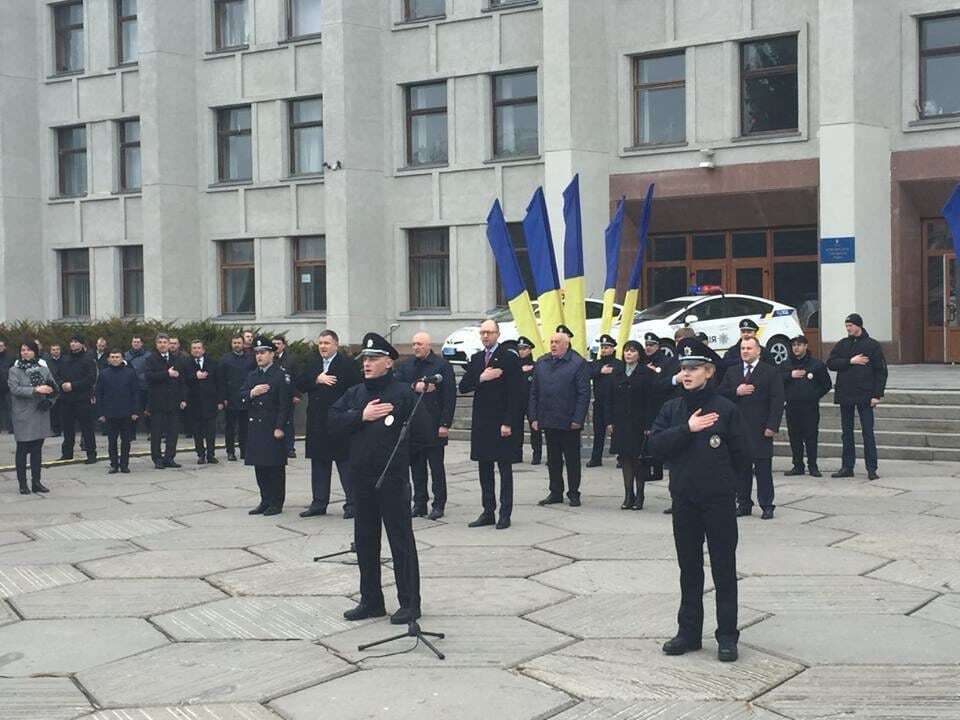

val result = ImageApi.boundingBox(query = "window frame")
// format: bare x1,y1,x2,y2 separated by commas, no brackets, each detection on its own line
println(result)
213,0,247,51
492,69,539,159
408,228,450,311
288,96,324,176
219,240,256,316
293,236,327,314
286,0,323,41
53,0,85,75
118,117,141,193
60,248,90,319
216,105,253,183
631,51,686,147
121,245,144,317
918,12,960,120
56,124,87,198
405,81,448,167
403,0,445,22
738,34,799,137
115,0,137,66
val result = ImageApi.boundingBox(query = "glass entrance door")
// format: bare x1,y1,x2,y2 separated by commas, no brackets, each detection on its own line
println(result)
923,220,960,362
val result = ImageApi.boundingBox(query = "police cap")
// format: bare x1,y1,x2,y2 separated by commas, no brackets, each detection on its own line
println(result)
643,332,660,345
738,318,759,332
253,334,275,352
516,336,535,349
358,332,399,360
556,324,574,338
597,334,616,347
676,337,722,366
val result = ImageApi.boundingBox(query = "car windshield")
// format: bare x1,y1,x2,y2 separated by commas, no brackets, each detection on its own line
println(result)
484,302,540,324
634,299,691,321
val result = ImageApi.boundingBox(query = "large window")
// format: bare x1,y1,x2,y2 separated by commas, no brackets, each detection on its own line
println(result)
493,70,538,158
116,0,137,65
919,13,960,118
54,1,84,74
220,240,255,315
408,228,449,310
294,236,326,313
217,106,252,182
57,125,87,197
406,82,447,166
121,245,144,316
289,97,323,175
632,52,685,145
118,118,141,192
495,222,535,306
214,0,246,50
60,249,90,318
287,0,322,39
740,35,798,135
404,0,444,21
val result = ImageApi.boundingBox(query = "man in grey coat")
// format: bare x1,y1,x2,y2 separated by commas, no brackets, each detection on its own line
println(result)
529,328,590,507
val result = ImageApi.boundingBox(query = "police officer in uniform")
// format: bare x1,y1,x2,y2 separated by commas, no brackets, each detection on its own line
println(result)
587,334,622,468
241,335,290,516
722,319,775,369
516,336,542,465
648,337,747,663
781,335,831,477
329,333,430,624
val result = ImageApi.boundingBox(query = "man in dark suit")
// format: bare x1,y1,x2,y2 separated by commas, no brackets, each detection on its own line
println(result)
587,334,622,468
458,319,524,529
273,336,300,459
781,335,832,477
185,339,222,464
297,330,361,518
58,334,98,463
220,334,255,461
719,336,785,519
516,337,542,464
145,333,187,469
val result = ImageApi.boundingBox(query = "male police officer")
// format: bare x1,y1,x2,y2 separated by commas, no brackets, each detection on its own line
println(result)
220,334,255,461
722,319,775,368
330,333,429,624
517,336,542,464
781,335,831,477
241,336,290,516
587,334,622,468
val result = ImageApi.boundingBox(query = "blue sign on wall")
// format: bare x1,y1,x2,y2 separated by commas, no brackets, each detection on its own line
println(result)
820,236,855,264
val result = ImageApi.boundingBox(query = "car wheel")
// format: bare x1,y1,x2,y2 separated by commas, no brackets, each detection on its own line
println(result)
767,336,790,365
660,340,676,359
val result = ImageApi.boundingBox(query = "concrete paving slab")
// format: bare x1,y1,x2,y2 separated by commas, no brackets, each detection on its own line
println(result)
532,560,704,595
0,677,93,720
0,513,78,531
811,512,960,535
0,599,18,626
414,521,573,546
0,618,168,675
519,639,802,701
912,593,960,629
866,558,960,593
120,488,259,507
11,578,225,618
738,576,935,614
28,518,182,540
135,524,302,550
786,494,937,515
772,478,901,497
79,500,220,520
83,705,283,720
536,532,681,561
76,641,353,706
836,532,960,560
733,521,852,548
0,539,139,565
247,532,431,564
79,548,264,579
416,545,572,577
0,530,30,546
536,507,675,535
735,544,887,576
872,475,960,492
208,561,365,596
927,502,960,520
270,667,574,720
418,577,569,615
552,699,786,720
0,496,127,514
0,564,87,598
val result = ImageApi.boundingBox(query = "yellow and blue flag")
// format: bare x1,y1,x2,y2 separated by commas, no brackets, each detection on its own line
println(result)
601,196,626,338
562,174,587,356
944,184,960,257
523,187,565,344
487,199,543,356
617,184,655,356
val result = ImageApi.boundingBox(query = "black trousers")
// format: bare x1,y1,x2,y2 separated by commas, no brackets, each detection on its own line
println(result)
180,407,193,438
0,394,12,432
737,458,774,511
150,409,179,462
105,417,133,469
15,439,44,483
590,399,612,463
478,460,513,519
50,400,62,435
224,409,248,457
529,418,542,460
545,428,582,500
310,457,353,511
61,401,96,459
786,403,819,469
621,455,649,500
411,445,447,510
840,401,878,472
131,390,149,438
254,465,286,509
673,493,739,643
354,474,421,610
193,416,217,459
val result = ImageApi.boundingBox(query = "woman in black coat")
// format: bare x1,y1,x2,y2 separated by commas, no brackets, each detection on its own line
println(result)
611,340,654,510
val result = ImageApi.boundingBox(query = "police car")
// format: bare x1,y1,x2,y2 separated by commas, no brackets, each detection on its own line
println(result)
441,298,622,365
608,288,804,365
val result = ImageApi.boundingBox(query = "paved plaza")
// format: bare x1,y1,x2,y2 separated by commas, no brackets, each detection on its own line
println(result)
0,440,959,719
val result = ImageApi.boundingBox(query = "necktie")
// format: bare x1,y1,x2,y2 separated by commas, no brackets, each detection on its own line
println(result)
744,363,753,382
484,350,492,366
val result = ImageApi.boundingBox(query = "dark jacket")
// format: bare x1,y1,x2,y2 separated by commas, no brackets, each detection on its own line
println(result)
718,358,785,460
185,355,222,420
124,348,149,391
58,349,97,405
519,353,536,416
95,363,141,419
529,349,591,430
240,363,290,467
44,354,63,382
0,350,13,398
826,329,887,405
458,344,525,463
611,364,656,458
219,350,256,408
649,384,749,501
781,352,832,407
590,354,624,404
276,351,300,400
722,340,775,369
296,351,361,461
95,352,109,371
145,350,186,413
394,351,456,447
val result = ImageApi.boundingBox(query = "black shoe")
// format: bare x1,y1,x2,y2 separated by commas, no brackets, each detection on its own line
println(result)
18,480,30,495
154,461,166,470
227,453,237,461
809,466,822,477
621,495,636,510
263,506,282,516
390,606,422,625
537,495,563,506
57,455,73,461
616,460,623,469
831,468,854,478
784,466,805,476
248,503,267,515
164,460,181,469
568,496,582,507
496,517,511,529
31,481,50,494
717,640,739,662
531,454,542,465
428,507,444,521
468,514,495,528
343,602,386,621
342,507,355,520
287,450,297,459
198,456,207,465
586,459,602,468
737,506,752,517
299,506,327,518
120,467,130,474
633,497,644,511
662,506,673,514
411,506,428,518
239,451,245,460
108,467,119,475
84,456,98,465
761,508,775,520
867,471,880,481
662,635,702,655
207,457,219,464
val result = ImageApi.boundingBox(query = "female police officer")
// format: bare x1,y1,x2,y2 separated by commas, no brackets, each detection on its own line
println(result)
648,336,748,662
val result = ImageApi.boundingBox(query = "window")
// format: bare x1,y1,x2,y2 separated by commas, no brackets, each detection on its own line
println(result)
406,82,447,166
116,0,137,65
57,125,87,197
489,0,531,6
693,233,725,260
60,249,90,318
632,52,685,145
408,228,449,310
495,222,535,306
740,35,798,135
493,70,538,158
919,13,960,118
294,236,326,312
214,0,246,50
54,1,84,74
404,0,444,21
220,240,255,314
121,245,144,316
289,97,323,175
118,118,141,192
217,106,252,182
288,0,322,38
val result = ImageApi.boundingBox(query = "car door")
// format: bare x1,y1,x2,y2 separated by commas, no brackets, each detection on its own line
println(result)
682,298,729,346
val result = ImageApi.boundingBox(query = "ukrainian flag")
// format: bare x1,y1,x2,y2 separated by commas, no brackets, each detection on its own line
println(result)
523,187,565,344
616,184,655,356
601,196,626,337
562,175,587,357
487,199,543,356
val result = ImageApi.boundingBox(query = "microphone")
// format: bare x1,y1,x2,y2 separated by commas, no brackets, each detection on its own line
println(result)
418,374,443,385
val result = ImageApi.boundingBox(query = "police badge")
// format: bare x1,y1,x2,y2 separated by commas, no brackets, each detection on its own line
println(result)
384,415,395,427
709,434,722,448
806,372,814,380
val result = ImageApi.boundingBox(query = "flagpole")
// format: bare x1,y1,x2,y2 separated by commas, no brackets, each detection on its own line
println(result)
945,254,951,365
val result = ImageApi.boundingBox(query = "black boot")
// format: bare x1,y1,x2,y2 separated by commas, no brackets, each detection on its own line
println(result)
17,471,29,495
620,476,635,510
633,480,645,510
784,465,805,476
32,479,50,493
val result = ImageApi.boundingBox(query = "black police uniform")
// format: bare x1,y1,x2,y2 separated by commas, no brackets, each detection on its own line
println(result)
648,339,748,659
781,345,832,475
517,338,542,464
588,336,623,467
240,349,290,514
275,347,299,457
219,349,256,459
644,335,672,481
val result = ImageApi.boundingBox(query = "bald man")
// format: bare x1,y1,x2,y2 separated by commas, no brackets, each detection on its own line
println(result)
395,331,456,520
